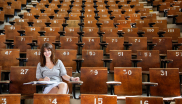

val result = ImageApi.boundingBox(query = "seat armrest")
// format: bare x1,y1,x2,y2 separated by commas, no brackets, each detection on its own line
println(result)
17,58,28,66
76,43,84,47
107,81,121,95
142,82,158,96
27,42,37,49
110,16,115,20
117,31,124,36
95,16,100,20
137,31,145,36
49,15,54,19
148,23,155,27
161,59,173,68
52,42,61,47
45,22,51,27
123,43,132,50
157,30,166,36
0,80,10,84
9,21,15,25
131,59,143,67
64,17,69,20
79,16,85,19
0,29,5,34
38,31,46,36
34,15,40,19
96,23,102,27
142,71,149,75
62,23,68,27
4,42,14,49
114,23,120,27
94,10,99,13
141,16,147,20
58,31,65,36
78,23,84,26
97,31,105,36
99,43,108,47
18,14,24,18
102,59,112,63
173,43,182,49
124,16,130,20
27,22,34,26
77,31,85,36
148,43,157,50
69,81,83,99
130,5,135,8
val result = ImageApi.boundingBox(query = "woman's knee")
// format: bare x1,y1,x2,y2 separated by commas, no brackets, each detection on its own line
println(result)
58,82,68,89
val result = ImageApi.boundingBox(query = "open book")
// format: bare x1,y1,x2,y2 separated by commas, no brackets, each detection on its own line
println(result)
23,81,58,85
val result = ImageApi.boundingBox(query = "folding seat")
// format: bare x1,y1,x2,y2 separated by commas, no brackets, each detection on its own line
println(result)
0,11,4,23
33,19,47,30
120,4,132,9
13,36,33,53
150,68,180,97
62,27,80,37
121,8,137,16
37,36,56,49
100,27,119,42
164,6,180,18
81,37,102,50
43,8,56,15
97,4,107,9
158,2,170,12
23,12,36,22
108,4,119,9
0,94,21,104
4,25,21,40
80,67,108,94
153,0,163,7
36,3,46,9
82,14,96,21
82,20,98,27
55,49,77,72
57,8,69,14
152,37,181,54
108,50,133,72
53,13,67,20
136,50,160,71
59,36,78,50
40,0,49,4
51,0,61,4
138,8,149,16
117,0,128,6
128,37,147,54
47,3,60,8
0,49,19,71
17,0,27,6
81,94,117,104
66,20,80,27
117,20,131,31
142,13,156,23
133,3,144,11
33,94,70,104
112,67,143,95
82,27,99,37
165,50,182,72
44,27,60,41
135,19,150,31
0,35,6,49
30,7,41,15
105,37,124,55
153,20,167,31
25,27,41,41
129,0,139,5
125,97,163,104
38,13,51,22
141,27,159,42
3,5,14,22
49,19,64,30
98,20,115,28
14,18,29,29
127,13,141,23
7,1,21,16
122,28,139,42
84,8,97,15
112,14,126,23
68,13,82,20
84,4,95,9
26,49,40,66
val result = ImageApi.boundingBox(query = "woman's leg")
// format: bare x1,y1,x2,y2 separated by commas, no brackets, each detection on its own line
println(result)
48,87,59,94
57,82,68,94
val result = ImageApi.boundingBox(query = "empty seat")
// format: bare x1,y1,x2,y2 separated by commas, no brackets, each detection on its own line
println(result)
26,49,40,66
126,97,163,104
0,94,21,104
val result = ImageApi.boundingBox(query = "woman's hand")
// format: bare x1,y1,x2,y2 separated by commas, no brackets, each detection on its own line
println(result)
71,77,80,81
44,77,50,81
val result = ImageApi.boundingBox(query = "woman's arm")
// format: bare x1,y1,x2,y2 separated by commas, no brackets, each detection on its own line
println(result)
62,75,80,82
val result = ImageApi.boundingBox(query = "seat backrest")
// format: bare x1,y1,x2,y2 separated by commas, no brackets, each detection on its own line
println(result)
39,13,51,22
25,27,41,41
176,12,182,23
142,27,159,42
137,50,160,71
122,28,138,42
80,67,107,94
60,36,78,50
163,28,180,41
81,94,117,104
55,49,77,72
105,37,124,54
167,50,182,72
33,93,70,104
126,97,163,104
5,25,21,40
101,27,118,42
83,20,97,27
83,27,99,37
143,13,157,22
159,2,170,12
167,6,180,16
110,50,132,71
112,14,125,23
26,49,40,66
82,37,101,50
53,14,66,20
152,19,167,31
69,13,81,20
0,11,4,22
128,14,141,23
152,37,172,54
10,66,37,94
50,19,64,30
0,94,21,104
150,68,180,97
0,35,6,49
99,20,115,28
37,36,56,49
66,20,80,27
33,19,47,30
3,5,14,15
44,27,60,41
117,20,131,31
30,7,41,15
14,36,33,52
135,19,150,31
64,27,80,37
128,37,147,53
36,3,46,9
82,50,103,67
0,49,19,71
23,12,36,22
114,67,142,95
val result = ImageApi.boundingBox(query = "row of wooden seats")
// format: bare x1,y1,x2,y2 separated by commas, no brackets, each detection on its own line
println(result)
0,66,182,103
2,94,182,104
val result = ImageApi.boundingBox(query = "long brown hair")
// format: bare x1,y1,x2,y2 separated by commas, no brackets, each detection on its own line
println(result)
40,43,57,67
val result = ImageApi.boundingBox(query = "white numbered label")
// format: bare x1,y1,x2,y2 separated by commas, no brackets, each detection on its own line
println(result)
49,98,57,104
66,38,72,42
44,38,49,41
144,52,151,57
123,69,132,75
89,51,96,56
147,29,154,32
89,39,94,42
94,98,103,104
112,39,118,43
118,52,123,56
140,100,148,104
20,69,29,74
34,51,40,56
63,51,69,56
135,39,140,42
161,70,167,76
5,51,12,55
2,98,6,104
